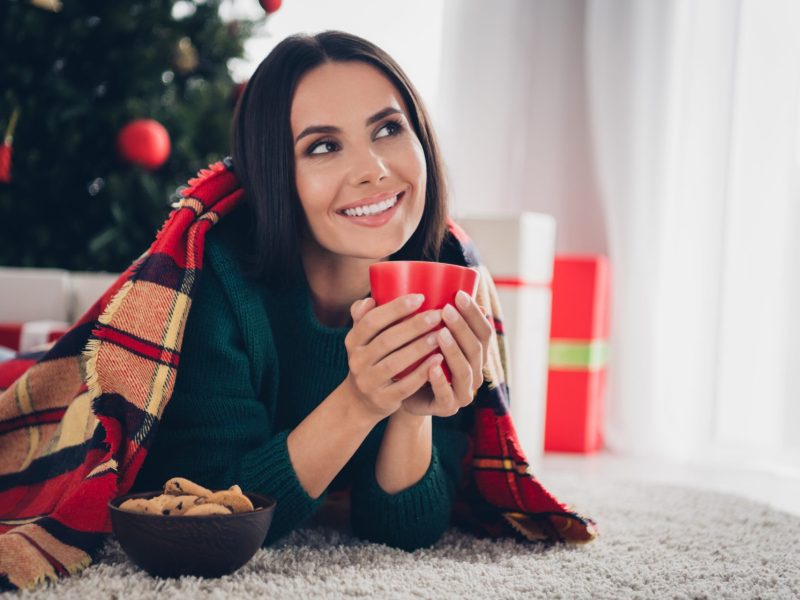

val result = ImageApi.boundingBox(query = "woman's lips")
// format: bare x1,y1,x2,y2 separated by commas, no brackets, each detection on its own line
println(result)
337,192,404,228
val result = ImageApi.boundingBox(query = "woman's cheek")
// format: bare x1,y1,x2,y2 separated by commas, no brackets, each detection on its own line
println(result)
408,139,427,180
296,164,336,213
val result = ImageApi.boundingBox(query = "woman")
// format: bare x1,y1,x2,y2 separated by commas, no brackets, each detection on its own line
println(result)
130,31,495,551
0,30,596,591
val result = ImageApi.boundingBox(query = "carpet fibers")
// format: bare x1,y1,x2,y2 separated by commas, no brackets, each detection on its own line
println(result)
5,474,799,599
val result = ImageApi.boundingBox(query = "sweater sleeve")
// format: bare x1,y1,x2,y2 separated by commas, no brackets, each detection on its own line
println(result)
348,413,469,551
131,262,327,546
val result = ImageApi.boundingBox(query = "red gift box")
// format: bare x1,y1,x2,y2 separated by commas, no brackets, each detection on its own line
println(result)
0,321,69,353
544,255,610,453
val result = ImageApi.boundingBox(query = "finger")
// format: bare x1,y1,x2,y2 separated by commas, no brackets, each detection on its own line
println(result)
348,293,426,348
436,326,473,406
477,306,491,369
427,360,459,417
350,297,376,324
375,326,442,384
442,303,483,391
368,309,442,364
386,353,444,403
455,291,494,346
456,291,494,374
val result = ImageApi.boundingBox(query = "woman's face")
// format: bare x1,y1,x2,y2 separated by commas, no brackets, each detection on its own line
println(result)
291,61,427,262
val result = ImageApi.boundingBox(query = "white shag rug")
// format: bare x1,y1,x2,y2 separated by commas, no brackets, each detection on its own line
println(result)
5,474,799,599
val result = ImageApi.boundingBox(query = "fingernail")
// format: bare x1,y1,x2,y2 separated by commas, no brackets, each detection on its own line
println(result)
443,303,459,322
424,310,442,325
456,290,471,309
438,328,454,345
431,364,444,378
426,332,439,346
407,294,425,308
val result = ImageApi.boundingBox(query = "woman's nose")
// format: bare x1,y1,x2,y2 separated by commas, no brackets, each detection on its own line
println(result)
349,146,389,185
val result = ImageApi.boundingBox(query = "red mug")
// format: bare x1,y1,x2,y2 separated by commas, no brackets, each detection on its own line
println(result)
368,260,480,383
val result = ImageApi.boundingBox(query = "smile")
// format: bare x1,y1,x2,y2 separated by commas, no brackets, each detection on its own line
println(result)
338,192,402,217
336,192,405,227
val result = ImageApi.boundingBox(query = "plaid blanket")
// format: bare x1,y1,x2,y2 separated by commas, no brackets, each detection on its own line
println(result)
0,159,598,591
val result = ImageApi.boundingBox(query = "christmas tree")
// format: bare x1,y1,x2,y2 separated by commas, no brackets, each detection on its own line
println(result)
0,0,267,272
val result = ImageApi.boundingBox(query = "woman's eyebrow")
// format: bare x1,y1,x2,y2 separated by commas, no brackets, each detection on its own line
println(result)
294,106,403,146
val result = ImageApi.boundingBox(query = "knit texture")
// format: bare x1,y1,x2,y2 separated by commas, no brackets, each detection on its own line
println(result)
0,158,598,592
131,212,468,550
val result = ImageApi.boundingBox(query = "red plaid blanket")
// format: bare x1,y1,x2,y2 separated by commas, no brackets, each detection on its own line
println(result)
0,159,598,591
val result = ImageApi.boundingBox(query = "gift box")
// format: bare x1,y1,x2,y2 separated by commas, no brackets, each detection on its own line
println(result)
455,213,556,472
0,267,118,354
0,320,70,353
0,267,71,322
69,270,120,322
544,255,610,454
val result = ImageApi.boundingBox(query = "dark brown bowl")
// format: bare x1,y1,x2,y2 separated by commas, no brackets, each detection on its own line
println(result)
109,490,276,578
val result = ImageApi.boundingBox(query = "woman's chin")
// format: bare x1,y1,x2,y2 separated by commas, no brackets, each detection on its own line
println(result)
340,237,410,261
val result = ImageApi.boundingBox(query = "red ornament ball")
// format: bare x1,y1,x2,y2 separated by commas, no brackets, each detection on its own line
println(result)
259,0,281,14
229,80,248,108
116,119,171,170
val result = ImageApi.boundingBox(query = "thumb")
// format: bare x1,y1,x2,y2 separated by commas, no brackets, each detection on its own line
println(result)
351,297,375,324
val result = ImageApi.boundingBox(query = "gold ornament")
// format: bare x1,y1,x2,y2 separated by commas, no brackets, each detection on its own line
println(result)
30,0,62,12
172,37,199,75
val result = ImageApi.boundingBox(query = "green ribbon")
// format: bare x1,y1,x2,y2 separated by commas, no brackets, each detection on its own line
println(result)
548,340,608,370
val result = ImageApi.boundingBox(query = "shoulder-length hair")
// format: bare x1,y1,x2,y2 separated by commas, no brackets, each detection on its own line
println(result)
230,30,449,289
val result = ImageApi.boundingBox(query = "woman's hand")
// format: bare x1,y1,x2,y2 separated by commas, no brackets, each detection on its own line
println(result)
343,294,446,420
400,290,494,417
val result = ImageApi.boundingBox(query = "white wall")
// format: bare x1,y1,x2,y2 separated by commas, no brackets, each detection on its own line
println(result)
435,0,609,254
223,0,446,116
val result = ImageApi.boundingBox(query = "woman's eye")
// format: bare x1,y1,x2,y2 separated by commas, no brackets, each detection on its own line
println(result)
308,140,338,156
376,120,403,139
306,121,403,156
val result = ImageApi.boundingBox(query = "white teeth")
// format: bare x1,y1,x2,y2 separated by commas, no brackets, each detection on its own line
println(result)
342,194,399,217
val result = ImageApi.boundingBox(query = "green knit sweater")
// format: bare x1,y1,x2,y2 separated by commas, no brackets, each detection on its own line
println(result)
130,209,470,551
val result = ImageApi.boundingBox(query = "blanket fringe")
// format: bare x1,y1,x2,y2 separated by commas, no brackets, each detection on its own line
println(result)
181,160,228,198
82,279,134,402
17,552,92,592
502,511,599,545
66,553,92,577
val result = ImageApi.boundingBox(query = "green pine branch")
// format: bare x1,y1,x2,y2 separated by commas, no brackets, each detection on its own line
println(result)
0,0,261,272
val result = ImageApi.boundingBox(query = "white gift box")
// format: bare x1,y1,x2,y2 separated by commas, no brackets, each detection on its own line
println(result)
69,271,119,322
18,320,71,353
0,268,120,353
0,267,71,322
0,267,119,324
455,213,556,472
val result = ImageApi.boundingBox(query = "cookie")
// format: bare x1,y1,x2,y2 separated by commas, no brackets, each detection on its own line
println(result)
119,478,252,516
163,477,212,498
184,502,232,516
206,490,254,514
152,494,202,516
119,498,160,515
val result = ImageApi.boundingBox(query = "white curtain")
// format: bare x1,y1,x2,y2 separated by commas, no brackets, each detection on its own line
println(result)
435,0,800,473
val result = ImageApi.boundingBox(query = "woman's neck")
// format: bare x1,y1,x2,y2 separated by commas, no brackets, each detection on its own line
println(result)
301,242,381,329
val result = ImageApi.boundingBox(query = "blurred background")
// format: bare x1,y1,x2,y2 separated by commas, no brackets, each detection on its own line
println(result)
1,0,798,512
